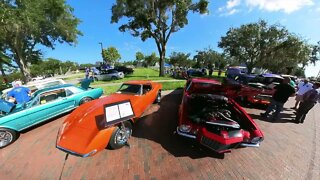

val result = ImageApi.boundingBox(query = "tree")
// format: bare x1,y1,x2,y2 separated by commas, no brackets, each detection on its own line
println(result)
111,0,209,76
135,51,145,62
193,48,226,69
0,51,17,82
169,51,191,67
144,52,158,67
310,41,320,65
218,20,310,74
0,0,81,82
102,47,121,65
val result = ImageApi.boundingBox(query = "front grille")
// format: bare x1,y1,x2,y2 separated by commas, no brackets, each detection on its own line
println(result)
200,136,231,152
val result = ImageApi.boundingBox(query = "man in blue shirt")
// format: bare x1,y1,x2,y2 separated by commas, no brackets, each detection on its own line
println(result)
7,81,31,104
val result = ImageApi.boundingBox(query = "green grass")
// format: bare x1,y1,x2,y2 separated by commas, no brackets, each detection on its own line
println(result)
161,81,186,90
91,68,173,85
98,80,186,95
62,73,85,81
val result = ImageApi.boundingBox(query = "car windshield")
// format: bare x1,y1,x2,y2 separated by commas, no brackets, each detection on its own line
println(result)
117,84,141,95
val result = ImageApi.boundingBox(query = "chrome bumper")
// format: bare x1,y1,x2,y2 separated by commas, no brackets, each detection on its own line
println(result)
176,127,196,139
240,142,260,148
56,145,97,158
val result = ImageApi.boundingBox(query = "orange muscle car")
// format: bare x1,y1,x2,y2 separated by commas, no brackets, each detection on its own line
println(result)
56,80,162,157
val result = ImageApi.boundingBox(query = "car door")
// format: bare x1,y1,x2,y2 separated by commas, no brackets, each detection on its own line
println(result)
137,84,154,113
26,88,75,125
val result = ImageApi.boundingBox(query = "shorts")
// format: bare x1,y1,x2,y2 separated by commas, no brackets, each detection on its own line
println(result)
295,94,304,102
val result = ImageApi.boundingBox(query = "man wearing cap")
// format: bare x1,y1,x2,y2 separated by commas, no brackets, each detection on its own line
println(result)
7,81,31,104
294,82,320,124
292,79,313,109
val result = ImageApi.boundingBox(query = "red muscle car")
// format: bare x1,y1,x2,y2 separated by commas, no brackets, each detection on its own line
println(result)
56,80,162,157
177,78,264,153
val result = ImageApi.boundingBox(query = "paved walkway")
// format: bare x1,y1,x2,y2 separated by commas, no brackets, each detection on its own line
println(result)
0,90,319,179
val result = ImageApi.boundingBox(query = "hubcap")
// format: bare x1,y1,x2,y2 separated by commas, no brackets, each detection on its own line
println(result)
115,127,131,145
0,131,13,147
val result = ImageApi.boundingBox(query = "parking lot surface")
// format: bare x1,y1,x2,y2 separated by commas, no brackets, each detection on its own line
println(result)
1,90,319,179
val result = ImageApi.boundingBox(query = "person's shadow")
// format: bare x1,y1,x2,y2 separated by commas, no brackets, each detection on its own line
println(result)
131,89,224,159
248,112,296,123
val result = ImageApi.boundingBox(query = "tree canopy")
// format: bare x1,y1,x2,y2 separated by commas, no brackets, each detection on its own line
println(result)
169,51,193,67
111,0,209,76
218,20,311,74
0,0,81,82
102,46,121,65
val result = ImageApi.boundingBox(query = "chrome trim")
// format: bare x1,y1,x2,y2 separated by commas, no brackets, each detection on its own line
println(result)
56,145,96,158
240,143,260,148
176,127,196,139
205,121,240,128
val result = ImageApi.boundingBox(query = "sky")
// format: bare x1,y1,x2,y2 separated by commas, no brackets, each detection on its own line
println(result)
41,0,320,77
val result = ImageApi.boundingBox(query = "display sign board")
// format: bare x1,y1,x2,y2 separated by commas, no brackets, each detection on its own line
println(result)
104,100,135,126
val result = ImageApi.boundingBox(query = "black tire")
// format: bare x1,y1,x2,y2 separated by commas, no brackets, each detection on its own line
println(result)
111,76,117,80
0,128,18,148
108,121,133,149
154,91,161,104
79,97,93,105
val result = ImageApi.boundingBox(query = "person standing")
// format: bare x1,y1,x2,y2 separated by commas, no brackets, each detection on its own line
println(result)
7,81,31,104
292,79,313,109
85,67,89,79
260,77,295,121
294,82,320,124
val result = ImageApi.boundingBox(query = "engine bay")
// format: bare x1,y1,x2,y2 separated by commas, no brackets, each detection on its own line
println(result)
188,94,242,130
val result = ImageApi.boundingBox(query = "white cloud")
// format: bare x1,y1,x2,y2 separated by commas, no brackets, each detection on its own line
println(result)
218,0,314,15
226,0,241,9
245,0,314,13
218,0,241,16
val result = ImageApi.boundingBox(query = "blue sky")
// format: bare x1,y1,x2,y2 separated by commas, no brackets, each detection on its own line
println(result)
41,0,320,77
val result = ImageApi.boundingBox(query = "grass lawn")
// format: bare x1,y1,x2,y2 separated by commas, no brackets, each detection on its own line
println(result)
99,80,187,95
91,68,174,86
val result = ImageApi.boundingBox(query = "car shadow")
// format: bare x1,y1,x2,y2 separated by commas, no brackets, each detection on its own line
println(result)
131,89,225,159
248,112,297,124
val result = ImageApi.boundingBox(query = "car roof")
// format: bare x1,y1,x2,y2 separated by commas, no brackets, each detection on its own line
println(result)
191,78,221,85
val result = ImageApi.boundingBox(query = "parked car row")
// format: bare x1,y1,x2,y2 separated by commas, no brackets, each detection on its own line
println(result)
0,78,264,158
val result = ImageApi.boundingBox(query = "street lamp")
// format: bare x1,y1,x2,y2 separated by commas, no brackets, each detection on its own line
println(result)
98,42,103,52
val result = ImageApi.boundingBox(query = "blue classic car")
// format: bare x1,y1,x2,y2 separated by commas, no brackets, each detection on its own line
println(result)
0,84,103,148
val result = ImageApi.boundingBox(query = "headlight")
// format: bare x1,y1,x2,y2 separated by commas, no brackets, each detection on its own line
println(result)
179,124,192,133
251,137,262,143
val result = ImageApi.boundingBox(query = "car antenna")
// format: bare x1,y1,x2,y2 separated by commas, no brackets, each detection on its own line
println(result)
59,153,69,180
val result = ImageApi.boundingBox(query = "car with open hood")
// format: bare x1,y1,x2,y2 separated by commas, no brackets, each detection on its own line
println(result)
0,84,103,148
177,78,264,154
56,80,162,157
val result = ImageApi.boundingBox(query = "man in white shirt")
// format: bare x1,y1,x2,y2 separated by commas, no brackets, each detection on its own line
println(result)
294,82,320,123
292,79,313,109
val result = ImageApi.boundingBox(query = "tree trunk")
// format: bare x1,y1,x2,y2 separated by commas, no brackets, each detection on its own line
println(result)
14,53,31,83
159,44,166,77
0,65,8,83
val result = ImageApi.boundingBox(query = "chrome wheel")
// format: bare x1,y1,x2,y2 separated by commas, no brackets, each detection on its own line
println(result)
115,126,132,145
0,130,14,148
80,97,93,105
